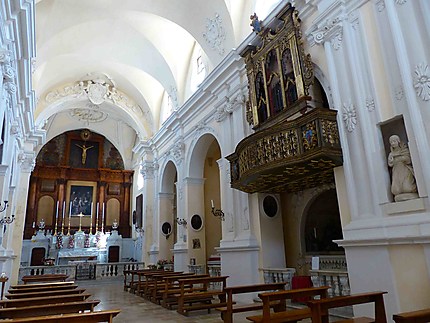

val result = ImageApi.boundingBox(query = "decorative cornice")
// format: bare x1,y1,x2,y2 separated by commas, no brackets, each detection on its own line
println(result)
203,13,226,56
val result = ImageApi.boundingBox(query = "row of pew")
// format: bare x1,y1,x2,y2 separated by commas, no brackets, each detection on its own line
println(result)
0,279,120,322
123,269,430,323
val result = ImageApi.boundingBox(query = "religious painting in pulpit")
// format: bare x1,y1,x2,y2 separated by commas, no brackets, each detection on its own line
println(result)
69,139,99,169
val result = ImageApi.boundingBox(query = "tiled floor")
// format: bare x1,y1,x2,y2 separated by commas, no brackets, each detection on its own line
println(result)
80,279,266,323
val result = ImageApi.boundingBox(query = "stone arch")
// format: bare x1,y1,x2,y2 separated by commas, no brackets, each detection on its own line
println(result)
300,187,344,255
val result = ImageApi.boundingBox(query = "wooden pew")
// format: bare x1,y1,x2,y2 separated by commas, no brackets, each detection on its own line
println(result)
0,300,100,319
161,274,210,309
9,281,75,290
21,274,69,284
7,283,78,294
0,293,92,308
138,270,181,298
148,272,198,303
5,287,86,299
393,308,430,323
216,282,287,323
0,309,121,322
176,276,229,316
246,286,329,323
307,291,387,323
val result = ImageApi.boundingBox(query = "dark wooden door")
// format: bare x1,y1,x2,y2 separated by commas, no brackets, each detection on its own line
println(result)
30,247,46,266
108,246,120,263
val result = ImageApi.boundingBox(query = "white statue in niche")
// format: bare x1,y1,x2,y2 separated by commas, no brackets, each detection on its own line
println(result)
387,135,418,202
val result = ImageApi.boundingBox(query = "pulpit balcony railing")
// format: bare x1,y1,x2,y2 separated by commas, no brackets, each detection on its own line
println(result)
227,108,342,194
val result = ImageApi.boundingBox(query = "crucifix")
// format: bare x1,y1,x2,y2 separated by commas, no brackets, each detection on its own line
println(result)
75,143,94,165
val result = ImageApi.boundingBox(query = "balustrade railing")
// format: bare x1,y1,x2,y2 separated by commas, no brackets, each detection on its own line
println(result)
19,261,145,282
309,269,350,297
260,267,296,290
19,264,76,282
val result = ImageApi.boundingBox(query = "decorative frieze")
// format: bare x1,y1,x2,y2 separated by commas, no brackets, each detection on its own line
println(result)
413,63,430,101
395,0,407,5
70,103,108,124
203,13,226,56
45,75,153,128
376,0,386,12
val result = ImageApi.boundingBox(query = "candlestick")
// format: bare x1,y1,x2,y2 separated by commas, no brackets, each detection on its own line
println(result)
95,202,99,233
90,202,93,234
102,203,105,233
67,201,72,236
54,201,59,236
211,199,214,208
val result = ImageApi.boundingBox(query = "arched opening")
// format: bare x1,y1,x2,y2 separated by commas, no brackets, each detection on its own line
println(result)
304,189,344,254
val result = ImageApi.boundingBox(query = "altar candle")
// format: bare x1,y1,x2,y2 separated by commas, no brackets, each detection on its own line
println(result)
102,203,105,224
55,201,59,222
90,202,93,221
96,202,99,222
211,199,214,208
62,201,65,222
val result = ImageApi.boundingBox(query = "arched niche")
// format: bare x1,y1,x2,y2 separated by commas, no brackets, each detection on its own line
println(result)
106,198,120,228
37,195,55,227
303,189,344,254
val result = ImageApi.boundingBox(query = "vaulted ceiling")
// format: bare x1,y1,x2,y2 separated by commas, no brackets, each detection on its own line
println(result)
33,0,281,167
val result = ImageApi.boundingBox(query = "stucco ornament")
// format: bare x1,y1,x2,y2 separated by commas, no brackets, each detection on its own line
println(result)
342,103,357,132
413,63,430,101
87,81,108,105
395,0,407,4
203,13,226,55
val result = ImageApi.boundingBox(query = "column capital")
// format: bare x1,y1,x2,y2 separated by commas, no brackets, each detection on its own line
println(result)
140,161,158,179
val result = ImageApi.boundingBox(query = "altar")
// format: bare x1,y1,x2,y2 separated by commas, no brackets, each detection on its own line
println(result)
57,248,107,265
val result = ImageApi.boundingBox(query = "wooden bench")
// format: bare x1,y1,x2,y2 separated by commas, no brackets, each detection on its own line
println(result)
307,291,387,323
9,281,75,290
0,309,121,322
176,276,229,316
139,271,183,299
393,308,430,323
5,287,86,299
0,293,92,308
21,274,69,284
0,300,100,319
246,286,329,323
160,273,210,308
148,272,199,303
216,282,287,323
7,284,78,294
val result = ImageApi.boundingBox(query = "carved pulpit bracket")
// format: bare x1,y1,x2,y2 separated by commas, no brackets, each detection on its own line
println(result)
241,4,314,130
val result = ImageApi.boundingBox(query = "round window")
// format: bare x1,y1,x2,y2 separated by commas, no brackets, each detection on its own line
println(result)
263,195,278,218
190,214,203,231
161,222,172,236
